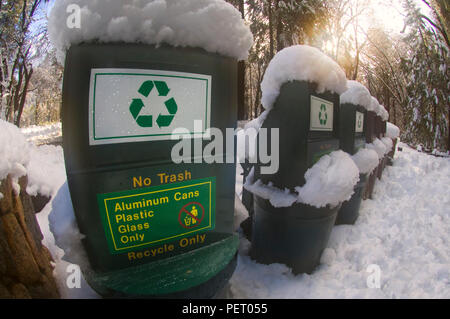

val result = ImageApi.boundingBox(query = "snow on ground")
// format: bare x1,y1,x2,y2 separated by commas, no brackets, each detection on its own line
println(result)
21,122,62,146
20,124,450,298
232,143,450,298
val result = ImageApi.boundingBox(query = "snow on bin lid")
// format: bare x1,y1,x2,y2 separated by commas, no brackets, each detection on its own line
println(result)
369,96,380,113
49,0,254,62
377,105,389,121
381,137,393,152
351,147,379,175
386,122,400,138
381,107,389,121
340,80,372,111
261,45,348,110
366,138,387,159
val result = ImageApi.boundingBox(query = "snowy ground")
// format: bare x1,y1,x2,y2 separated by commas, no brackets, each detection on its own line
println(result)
23,123,450,299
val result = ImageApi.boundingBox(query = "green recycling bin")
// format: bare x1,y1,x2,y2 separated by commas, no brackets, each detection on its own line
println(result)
250,80,341,274
61,43,238,298
386,122,400,165
336,97,367,225
375,111,387,179
362,99,379,200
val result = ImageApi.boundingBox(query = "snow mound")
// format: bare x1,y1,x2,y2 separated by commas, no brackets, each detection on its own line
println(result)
0,120,30,188
340,80,372,111
243,168,297,208
351,148,380,174
366,138,387,159
386,122,400,139
0,119,66,199
49,0,253,62
377,105,389,121
381,137,394,153
232,143,450,298
295,150,359,208
370,97,380,113
244,150,359,209
261,45,347,110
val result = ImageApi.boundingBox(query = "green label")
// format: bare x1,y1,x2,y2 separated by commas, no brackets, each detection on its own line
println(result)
355,111,364,133
310,95,334,131
97,177,216,254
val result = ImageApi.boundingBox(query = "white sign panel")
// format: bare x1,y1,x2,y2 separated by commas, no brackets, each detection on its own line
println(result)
310,96,334,131
89,68,211,145
355,111,364,133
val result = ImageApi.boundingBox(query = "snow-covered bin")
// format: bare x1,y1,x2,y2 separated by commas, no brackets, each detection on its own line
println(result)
374,105,390,179
335,81,373,225
245,45,356,274
50,0,252,298
363,97,383,200
386,122,400,166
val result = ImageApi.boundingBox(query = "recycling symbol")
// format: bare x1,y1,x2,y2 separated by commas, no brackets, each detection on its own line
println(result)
129,80,178,128
319,104,328,126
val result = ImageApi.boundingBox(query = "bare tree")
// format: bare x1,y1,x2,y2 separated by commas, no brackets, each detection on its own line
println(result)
0,0,47,127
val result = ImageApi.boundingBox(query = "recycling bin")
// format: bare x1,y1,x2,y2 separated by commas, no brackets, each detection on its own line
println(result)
249,80,341,274
375,114,388,179
240,160,255,241
62,43,238,298
335,102,367,225
363,110,378,200
386,122,400,166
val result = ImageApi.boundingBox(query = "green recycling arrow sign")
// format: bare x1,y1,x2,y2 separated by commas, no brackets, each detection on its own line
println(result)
88,68,211,145
129,80,178,128
310,95,333,131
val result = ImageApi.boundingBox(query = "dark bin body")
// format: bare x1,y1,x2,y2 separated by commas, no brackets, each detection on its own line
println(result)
336,103,367,225
250,81,340,274
62,43,238,298
363,111,378,200
375,116,386,179
335,174,366,225
251,195,339,274
387,138,398,166
257,81,340,189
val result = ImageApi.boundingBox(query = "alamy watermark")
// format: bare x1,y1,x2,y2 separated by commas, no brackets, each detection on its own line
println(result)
66,4,81,29
366,264,381,289
170,121,280,175
66,264,81,289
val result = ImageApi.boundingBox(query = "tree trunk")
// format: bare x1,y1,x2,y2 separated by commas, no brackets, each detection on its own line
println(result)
268,0,274,59
275,0,284,51
15,65,32,127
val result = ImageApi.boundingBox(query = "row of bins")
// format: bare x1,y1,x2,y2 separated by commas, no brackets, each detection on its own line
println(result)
240,46,399,275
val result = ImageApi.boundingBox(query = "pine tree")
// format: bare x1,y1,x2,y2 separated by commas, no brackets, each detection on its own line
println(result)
401,0,449,150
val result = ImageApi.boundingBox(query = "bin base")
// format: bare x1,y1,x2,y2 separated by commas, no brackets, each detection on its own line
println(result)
250,196,339,275
82,235,239,299
335,174,367,225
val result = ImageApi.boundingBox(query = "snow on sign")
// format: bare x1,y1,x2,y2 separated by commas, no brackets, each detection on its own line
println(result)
310,95,334,131
88,68,212,145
